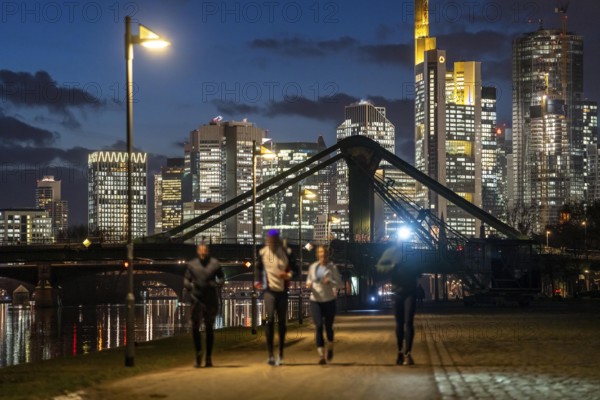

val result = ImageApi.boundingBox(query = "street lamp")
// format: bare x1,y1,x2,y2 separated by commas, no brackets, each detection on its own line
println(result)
326,214,341,248
124,16,170,367
545,230,551,249
582,220,588,260
298,186,317,270
251,141,276,334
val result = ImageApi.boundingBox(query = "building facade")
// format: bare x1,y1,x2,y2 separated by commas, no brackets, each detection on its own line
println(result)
414,0,489,237
35,175,68,238
512,27,597,228
159,158,184,232
0,209,53,245
88,151,148,243
262,137,330,243
184,120,266,244
336,100,399,241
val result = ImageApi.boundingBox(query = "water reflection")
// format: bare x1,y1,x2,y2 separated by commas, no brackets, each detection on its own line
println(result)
0,297,310,368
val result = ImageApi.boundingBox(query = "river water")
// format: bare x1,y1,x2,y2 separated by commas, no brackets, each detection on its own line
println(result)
0,298,308,368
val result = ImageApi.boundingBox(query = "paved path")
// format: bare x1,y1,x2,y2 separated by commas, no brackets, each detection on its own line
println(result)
79,302,600,400
84,312,439,400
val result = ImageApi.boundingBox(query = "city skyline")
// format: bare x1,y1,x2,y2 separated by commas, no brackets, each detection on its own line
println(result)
1,0,600,227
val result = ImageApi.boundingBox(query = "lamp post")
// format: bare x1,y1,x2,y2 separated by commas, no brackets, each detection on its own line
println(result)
582,220,588,260
124,16,170,367
298,186,317,270
326,214,341,248
297,186,316,325
545,230,551,250
251,141,276,334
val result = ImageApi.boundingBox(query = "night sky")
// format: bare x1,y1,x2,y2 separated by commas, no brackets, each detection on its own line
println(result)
1,0,599,226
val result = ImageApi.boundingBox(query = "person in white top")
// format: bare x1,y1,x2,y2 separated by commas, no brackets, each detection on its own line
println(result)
306,245,342,364
255,230,298,366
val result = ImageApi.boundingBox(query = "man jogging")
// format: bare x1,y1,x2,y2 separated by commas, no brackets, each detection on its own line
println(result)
376,244,420,366
184,243,224,368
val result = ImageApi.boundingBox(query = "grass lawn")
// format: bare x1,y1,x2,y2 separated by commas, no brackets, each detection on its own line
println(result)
0,325,265,400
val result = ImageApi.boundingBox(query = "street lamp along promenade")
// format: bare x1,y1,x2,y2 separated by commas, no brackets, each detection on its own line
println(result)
124,16,170,367
251,141,276,334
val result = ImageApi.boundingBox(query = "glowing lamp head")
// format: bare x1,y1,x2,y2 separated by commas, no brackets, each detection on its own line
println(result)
138,24,170,49
398,226,412,241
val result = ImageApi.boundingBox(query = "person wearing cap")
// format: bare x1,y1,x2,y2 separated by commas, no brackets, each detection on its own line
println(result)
254,230,298,366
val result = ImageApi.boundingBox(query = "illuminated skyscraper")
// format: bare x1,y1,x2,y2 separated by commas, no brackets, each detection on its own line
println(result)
35,175,68,238
336,100,400,240
156,158,184,232
512,26,597,227
262,137,330,241
88,151,148,243
184,120,266,243
154,174,162,234
480,88,504,220
586,144,600,201
414,0,489,236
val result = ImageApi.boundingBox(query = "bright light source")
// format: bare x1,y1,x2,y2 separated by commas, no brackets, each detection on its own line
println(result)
259,146,276,159
302,189,317,200
138,24,170,49
398,226,412,241
304,242,314,251
141,40,170,49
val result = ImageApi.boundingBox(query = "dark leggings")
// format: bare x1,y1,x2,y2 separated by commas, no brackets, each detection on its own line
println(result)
192,301,217,358
310,300,336,347
394,292,416,354
264,290,288,357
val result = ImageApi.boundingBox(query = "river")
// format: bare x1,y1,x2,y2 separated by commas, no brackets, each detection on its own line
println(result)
0,298,308,368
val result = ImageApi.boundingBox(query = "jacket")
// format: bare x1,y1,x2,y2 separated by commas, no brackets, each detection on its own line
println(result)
306,261,342,303
256,244,298,292
184,256,224,305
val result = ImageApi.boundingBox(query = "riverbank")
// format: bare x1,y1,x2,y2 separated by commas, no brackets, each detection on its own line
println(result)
0,324,268,400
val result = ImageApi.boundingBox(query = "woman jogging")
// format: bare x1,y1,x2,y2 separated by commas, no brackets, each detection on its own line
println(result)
306,245,342,365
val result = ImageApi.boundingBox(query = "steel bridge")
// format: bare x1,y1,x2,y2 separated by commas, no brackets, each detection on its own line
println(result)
1,136,536,305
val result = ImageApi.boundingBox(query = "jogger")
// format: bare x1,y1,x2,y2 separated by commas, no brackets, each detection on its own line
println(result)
307,245,341,364
255,230,298,366
184,243,224,368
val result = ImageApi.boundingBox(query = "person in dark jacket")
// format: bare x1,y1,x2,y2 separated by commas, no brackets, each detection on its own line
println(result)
376,244,420,366
184,243,224,368
254,230,298,366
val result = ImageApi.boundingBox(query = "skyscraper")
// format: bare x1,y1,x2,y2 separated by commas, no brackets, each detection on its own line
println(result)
512,25,597,228
585,144,600,201
414,0,488,236
481,88,504,220
88,151,148,243
262,138,330,241
336,100,401,240
35,175,68,238
184,120,266,243
154,174,162,234
159,158,184,231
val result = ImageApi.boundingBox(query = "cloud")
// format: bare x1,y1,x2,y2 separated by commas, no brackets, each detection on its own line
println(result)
249,36,358,57
0,111,59,146
210,92,415,161
358,43,412,67
212,100,262,116
441,30,515,61
0,69,107,129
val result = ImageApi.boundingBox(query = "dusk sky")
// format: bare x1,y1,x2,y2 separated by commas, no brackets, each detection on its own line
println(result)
1,0,599,226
